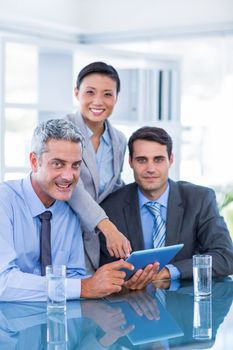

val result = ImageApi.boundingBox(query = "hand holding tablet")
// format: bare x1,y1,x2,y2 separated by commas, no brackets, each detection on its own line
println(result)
121,244,184,280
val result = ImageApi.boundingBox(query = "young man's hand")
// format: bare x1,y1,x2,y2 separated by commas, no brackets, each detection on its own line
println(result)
124,262,160,290
152,267,171,289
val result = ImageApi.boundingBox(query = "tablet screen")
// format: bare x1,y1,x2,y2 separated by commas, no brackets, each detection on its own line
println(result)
122,244,184,280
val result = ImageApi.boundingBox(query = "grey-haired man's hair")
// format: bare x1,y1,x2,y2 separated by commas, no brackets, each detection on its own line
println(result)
31,119,84,158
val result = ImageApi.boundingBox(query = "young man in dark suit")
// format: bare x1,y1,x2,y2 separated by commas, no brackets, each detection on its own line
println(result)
99,126,233,281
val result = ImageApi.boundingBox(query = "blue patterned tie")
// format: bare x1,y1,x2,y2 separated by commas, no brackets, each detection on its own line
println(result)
145,202,166,248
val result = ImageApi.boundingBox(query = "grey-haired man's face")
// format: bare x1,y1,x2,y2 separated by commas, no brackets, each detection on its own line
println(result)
30,139,82,207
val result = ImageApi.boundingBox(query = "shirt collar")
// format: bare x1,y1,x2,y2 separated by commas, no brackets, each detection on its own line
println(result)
22,173,58,218
138,182,170,209
86,122,111,146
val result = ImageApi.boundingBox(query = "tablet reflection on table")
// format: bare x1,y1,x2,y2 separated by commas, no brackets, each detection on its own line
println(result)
103,289,183,347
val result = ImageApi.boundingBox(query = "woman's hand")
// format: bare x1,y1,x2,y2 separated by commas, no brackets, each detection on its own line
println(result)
98,219,132,258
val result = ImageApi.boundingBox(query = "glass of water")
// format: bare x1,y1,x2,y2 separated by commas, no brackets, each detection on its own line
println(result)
46,265,67,312
193,255,212,297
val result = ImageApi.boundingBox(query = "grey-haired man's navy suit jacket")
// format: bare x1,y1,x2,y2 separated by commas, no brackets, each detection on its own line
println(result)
99,180,233,279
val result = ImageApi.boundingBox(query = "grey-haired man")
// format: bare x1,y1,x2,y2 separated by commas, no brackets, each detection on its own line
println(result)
0,119,158,301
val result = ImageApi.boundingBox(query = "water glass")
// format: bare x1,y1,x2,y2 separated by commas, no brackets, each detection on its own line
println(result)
193,296,212,340
46,265,66,311
193,255,212,297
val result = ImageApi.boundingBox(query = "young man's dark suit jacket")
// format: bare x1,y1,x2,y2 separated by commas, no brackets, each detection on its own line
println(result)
99,179,233,279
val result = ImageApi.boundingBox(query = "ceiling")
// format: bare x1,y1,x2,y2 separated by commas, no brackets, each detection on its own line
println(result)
0,0,233,43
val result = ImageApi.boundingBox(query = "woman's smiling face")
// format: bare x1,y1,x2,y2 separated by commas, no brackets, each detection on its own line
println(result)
75,73,118,128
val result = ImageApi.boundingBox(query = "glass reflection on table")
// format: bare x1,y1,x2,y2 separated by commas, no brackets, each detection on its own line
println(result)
193,296,212,341
47,309,68,350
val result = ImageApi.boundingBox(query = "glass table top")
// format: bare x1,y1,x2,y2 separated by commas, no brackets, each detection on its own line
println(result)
0,277,233,349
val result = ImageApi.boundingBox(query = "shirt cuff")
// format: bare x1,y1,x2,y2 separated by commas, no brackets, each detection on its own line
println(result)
166,264,181,280
66,278,81,299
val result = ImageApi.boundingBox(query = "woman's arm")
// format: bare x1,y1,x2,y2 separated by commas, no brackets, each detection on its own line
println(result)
68,180,131,258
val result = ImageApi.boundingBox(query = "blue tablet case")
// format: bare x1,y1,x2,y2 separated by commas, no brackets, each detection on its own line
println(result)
122,243,184,280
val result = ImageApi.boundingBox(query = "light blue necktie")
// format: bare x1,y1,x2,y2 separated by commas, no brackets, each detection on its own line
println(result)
146,202,166,248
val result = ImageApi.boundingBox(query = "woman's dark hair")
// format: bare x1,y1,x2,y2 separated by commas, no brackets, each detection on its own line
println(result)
76,61,120,94
128,126,173,159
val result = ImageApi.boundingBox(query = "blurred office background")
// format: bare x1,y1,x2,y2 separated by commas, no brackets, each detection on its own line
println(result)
0,0,233,231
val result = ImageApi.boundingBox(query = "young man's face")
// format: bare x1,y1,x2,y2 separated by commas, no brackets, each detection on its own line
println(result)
30,139,82,207
129,139,173,200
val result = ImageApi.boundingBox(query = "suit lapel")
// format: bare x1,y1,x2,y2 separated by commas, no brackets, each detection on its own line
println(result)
76,114,99,197
97,121,122,203
106,121,120,188
123,184,145,251
166,180,184,246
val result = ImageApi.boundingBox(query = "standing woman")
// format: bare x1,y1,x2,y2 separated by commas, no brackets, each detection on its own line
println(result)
67,62,131,273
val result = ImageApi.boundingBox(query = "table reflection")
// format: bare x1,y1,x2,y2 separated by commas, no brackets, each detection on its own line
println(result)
166,277,233,349
0,277,232,350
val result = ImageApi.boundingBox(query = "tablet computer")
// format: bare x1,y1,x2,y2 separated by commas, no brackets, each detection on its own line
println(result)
121,243,184,280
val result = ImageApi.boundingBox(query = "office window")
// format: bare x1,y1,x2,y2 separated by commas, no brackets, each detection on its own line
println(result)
1,40,75,181
108,35,233,187
5,108,37,167
2,42,38,180
5,43,37,104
